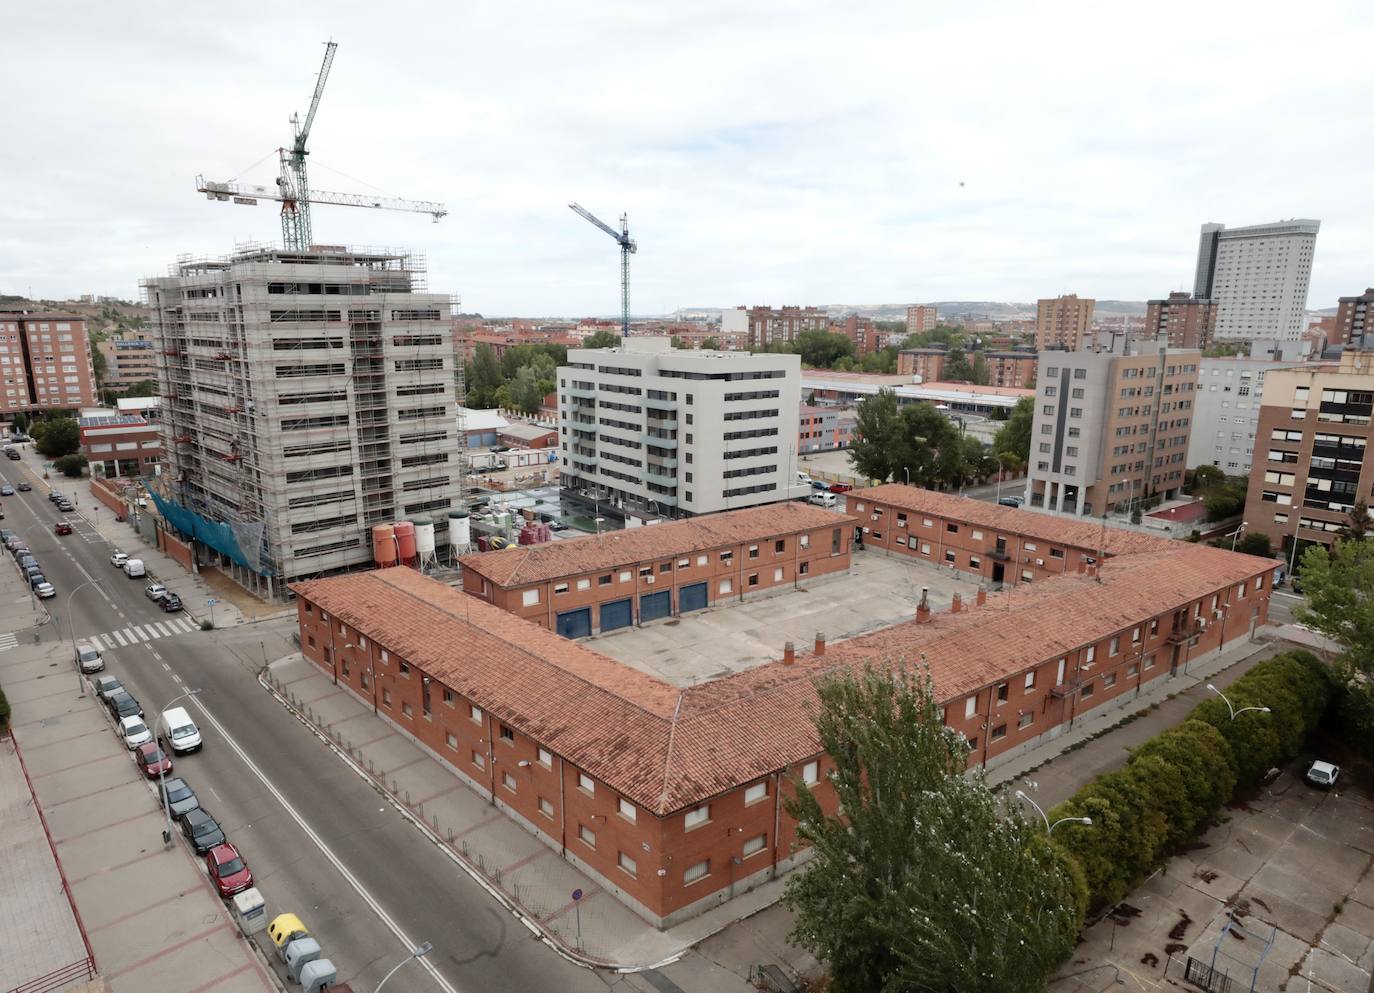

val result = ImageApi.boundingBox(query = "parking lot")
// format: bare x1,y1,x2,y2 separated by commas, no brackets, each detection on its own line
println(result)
588,545,984,684
1051,751,1374,993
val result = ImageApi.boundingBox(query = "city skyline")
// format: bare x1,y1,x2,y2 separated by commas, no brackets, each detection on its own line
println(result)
2,2,1371,315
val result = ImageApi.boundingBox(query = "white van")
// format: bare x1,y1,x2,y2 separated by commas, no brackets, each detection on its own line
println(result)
808,491,838,508
123,557,146,578
161,706,202,754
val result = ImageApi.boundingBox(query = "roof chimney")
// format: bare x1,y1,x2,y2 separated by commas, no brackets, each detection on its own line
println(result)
783,640,796,665
814,632,826,656
916,587,931,624
975,587,987,607
950,592,963,614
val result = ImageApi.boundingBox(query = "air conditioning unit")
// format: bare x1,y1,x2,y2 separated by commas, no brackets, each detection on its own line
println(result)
1036,558,1045,566
1197,618,1207,630
1213,609,1224,620
644,575,655,585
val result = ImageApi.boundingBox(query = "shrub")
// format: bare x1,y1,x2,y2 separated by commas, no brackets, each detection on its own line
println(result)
0,683,9,733
200,619,214,631
54,453,87,478
1129,720,1236,844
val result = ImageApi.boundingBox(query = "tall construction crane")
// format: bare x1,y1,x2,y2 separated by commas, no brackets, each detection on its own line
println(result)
569,203,636,336
197,41,446,250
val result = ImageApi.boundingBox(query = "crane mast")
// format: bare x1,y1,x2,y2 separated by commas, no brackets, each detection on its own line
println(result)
569,202,637,337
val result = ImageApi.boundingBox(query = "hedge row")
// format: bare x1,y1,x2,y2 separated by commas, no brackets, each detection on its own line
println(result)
1048,650,1330,910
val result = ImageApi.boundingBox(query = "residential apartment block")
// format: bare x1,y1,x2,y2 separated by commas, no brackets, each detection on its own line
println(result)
898,347,946,381
797,404,856,453
1035,295,1095,351
96,330,159,392
1243,347,1374,556
1188,356,1305,474
0,311,100,415
294,494,1272,928
144,246,463,595
905,305,939,335
835,314,887,355
731,305,827,350
1025,339,1199,516
986,351,1038,389
558,337,810,518
1194,220,1319,342
1145,292,1217,350
1334,288,1374,346
460,502,855,636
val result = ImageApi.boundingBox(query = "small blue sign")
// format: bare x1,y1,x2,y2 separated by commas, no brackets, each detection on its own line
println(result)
571,888,583,902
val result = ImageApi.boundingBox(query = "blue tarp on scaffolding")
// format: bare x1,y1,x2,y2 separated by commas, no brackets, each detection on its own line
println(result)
147,489,275,576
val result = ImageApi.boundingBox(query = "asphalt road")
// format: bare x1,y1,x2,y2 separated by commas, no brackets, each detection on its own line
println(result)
0,462,615,993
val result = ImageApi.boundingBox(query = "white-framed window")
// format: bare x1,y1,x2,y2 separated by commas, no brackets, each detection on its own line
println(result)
720,578,732,594
685,804,710,830
744,781,768,805
472,750,485,769
538,797,555,818
964,696,977,718
521,588,540,607
578,772,595,794
1018,712,1034,730
538,747,553,768
742,833,767,858
620,570,632,583
579,824,596,848
502,772,517,792
1056,658,1066,685
802,760,819,785
1024,671,1036,690
618,851,637,877
684,860,709,884
697,554,708,566
554,583,569,595
576,578,591,591
618,797,636,822
773,567,783,582
470,704,483,723
445,731,458,750
1084,646,1096,666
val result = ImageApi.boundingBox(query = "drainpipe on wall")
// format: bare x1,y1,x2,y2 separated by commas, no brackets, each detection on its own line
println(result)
485,713,497,804
770,771,783,880
559,756,567,858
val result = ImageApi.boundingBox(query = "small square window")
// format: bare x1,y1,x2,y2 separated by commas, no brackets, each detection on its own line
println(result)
742,833,767,858
599,574,612,586
749,544,759,559
685,804,710,830
398,660,410,675
684,860,709,884
1103,673,1117,689
521,588,540,607
499,725,514,743
382,689,392,706
401,701,413,718
775,539,785,553
578,772,595,794
659,562,672,574
996,682,1009,703
1017,712,1033,730
579,824,596,848
577,578,591,591
470,704,483,723
744,781,768,805
445,731,458,750
748,573,759,587
554,582,569,595
472,750,486,769
802,760,819,785
991,724,1006,741
539,797,555,818
1024,671,1036,691
442,688,455,704
720,578,732,594
618,851,638,877
502,772,517,792
538,747,553,768
618,797,636,822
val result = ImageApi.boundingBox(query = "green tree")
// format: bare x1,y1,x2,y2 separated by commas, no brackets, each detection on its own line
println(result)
786,662,1082,993
1234,532,1273,558
992,396,1034,463
55,453,88,478
89,334,107,382
944,346,974,381
969,351,990,386
892,404,965,490
583,330,621,349
123,379,159,398
1339,500,1370,542
465,343,503,408
11,412,28,433
34,416,79,457
873,319,907,333
670,335,687,349
848,389,903,482
701,336,720,350
1297,539,1374,717
1189,465,1225,493
793,330,856,368
508,366,544,414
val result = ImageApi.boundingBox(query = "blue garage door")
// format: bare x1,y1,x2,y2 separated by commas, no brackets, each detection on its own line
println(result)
639,589,672,623
556,607,592,640
600,598,633,633
679,582,708,613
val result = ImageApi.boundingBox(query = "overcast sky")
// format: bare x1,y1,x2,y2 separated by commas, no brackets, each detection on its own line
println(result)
3,1,1370,317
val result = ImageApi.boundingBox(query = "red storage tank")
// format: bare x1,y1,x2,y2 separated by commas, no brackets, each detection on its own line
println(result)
372,524,397,566
394,521,417,564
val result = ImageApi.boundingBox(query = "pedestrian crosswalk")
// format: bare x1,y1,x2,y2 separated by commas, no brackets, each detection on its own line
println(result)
84,616,199,650
0,631,17,653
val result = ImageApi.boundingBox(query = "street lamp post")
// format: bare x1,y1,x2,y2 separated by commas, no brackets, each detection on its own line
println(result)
1206,683,1271,721
373,942,432,993
1014,789,1093,835
903,467,910,486
158,688,202,845
66,578,104,697
1230,521,1249,552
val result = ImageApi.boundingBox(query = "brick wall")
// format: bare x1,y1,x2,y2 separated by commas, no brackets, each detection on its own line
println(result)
157,528,196,574
88,476,127,517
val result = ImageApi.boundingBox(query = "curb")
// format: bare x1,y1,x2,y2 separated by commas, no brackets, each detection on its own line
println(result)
256,666,687,975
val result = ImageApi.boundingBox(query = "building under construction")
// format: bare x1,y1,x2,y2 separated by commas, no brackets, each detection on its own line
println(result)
143,244,465,596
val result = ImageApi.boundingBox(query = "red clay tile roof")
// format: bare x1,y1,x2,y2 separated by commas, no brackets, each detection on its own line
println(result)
853,484,1172,557
459,502,858,588
294,539,1276,816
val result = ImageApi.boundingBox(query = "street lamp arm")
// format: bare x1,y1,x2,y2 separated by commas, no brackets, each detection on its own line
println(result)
1233,705,1271,718
67,578,105,697
1014,789,1050,832
374,943,432,993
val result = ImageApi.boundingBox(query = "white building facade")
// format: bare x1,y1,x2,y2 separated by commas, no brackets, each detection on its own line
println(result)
1194,219,1320,342
558,337,809,517
1187,356,1306,475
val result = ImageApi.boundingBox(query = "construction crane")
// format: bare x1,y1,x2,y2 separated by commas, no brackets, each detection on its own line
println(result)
569,203,636,336
196,41,446,250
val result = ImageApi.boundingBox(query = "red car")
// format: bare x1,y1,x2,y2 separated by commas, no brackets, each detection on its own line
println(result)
205,843,253,897
134,742,172,779
829,482,853,493
54,521,73,535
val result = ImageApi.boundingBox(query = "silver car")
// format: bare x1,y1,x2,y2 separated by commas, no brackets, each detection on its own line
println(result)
158,777,200,820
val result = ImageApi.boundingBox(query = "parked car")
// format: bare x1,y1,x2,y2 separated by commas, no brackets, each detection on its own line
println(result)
16,481,30,491
205,842,254,897
3,449,18,460
829,482,853,493
0,528,13,542
56,500,74,513
998,495,1025,508
0,484,13,496
158,777,200,820
93,675,124,703
123,558,146,579
54,521,73,536
110,550,129,568
119,715,154,750
145,583,168,602
159,706,202,754
6,535,25,551
1306,760,1340,789
808,492,838,508
180,808,226,854
17,554,37,571
134,742,173,779
76,644,104,673
108,692,143,720
27,571,46,590
34,582,55,599
810,480,829,491
161,593,183,613
48,491,63,504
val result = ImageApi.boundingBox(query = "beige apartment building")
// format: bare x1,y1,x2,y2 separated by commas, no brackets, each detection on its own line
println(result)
97,330,159,392
906,305,939,335
1243,347,1374,558
1025,338,1199,516
1145,292,1218,350
1035,295,1095,351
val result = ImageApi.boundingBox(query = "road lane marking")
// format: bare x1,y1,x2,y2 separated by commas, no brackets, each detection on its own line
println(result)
111,630,128,646
186,695,464,993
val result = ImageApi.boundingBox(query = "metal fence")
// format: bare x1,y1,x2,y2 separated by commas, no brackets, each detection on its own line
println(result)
1184,955,1236,993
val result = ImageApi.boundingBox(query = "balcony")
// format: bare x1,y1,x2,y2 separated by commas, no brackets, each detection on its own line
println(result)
643,395,677,412
647,456,678,471
567,386,596,400
644,468,678,488
646,417,678,430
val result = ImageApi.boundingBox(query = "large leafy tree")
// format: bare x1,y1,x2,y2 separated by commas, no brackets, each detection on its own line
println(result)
583,330,621,349
894,403,966,490
848,389,904,482
1297,535,1374,729
793,329,856,368
33,416,80,457
464,343,504,408
786,663,1083,993
992,396,1033,463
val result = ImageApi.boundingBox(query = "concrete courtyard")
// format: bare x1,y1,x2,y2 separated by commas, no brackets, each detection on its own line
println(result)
1051,757,1374,993
586,546,985,685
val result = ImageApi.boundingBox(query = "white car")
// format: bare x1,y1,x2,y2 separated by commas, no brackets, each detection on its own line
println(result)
145,583,168,602
35,582,55,599
119,715,153,749
110,551,129,568
1306,760,1340,789
76,644,104,674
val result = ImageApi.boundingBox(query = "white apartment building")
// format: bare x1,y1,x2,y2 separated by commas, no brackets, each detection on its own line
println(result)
144,245,463,596
1193,219,1320,342
1187,356,1308,475
558,337,809,517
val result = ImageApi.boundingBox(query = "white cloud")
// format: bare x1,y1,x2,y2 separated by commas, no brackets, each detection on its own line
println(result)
1,0,1370,314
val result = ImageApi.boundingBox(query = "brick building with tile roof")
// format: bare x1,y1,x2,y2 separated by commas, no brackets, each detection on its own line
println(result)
292,489,1276,928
